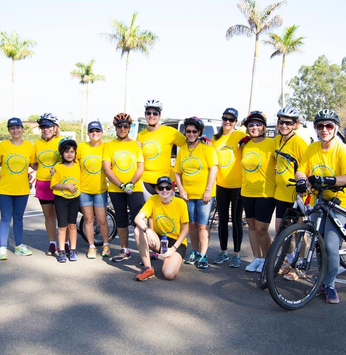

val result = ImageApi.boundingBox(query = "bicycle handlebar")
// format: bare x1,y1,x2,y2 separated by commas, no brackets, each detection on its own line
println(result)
275,149,298,174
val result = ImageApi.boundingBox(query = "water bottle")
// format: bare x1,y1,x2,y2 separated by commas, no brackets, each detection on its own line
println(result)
161,235,168,255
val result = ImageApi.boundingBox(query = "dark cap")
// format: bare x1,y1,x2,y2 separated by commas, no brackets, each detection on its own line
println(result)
39,119,54,127
7,117,23,127
88,121,103,131
156,176,172,186
223,108,238,119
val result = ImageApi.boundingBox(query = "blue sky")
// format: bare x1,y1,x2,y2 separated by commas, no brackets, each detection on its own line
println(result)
0,0,345,124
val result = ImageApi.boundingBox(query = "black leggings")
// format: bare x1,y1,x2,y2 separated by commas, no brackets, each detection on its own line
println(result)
216,185,243,253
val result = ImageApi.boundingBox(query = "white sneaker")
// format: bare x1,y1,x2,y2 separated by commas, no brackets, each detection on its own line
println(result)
256,258,265,273
245,257,262,272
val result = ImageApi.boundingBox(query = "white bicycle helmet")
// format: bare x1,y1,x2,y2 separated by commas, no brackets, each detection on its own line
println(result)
277,106,300,120
144,99,163,112
37,113,60,127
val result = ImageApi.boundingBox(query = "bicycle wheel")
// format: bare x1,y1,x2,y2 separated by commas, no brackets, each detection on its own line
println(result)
79,208,117,246
266,222,326,310
340,240,346,269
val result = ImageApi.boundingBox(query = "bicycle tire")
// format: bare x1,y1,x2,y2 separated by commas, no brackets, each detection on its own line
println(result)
79,208,117,246
340,240,346,269
266,222,326,310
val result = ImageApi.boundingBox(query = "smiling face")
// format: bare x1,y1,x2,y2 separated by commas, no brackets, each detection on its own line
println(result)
8,125,23,139
247,120,264,138
185,124,199,143
88,128,103,142
155,183,173,199
63,146,76,163
40,125,55,140
277,117,296,136
145,107,161,126
316,121,336,143
116,122,130,139
222,113,237,132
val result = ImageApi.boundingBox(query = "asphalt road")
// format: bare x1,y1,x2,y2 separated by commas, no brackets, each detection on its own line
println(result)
0,194,345,355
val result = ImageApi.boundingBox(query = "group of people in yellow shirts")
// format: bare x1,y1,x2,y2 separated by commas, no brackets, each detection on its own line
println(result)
0,101,345,303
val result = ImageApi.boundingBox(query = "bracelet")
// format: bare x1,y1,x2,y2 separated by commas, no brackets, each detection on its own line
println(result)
205,187,212,191
173,245,178,250
143,226,149,233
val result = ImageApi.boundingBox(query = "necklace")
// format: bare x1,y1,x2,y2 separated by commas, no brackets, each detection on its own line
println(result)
188,142,199,156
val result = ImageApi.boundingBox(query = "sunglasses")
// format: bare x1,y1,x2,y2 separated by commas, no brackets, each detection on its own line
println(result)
186,129,198,134
222,117,236,122
316,123,335,131
248,122,263,128
145,110,160,116
116,124,130,129
89,129,102,133
157,185,172,191
278,120,295,126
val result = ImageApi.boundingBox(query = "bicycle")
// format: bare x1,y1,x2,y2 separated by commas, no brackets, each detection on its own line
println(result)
266,182,346,310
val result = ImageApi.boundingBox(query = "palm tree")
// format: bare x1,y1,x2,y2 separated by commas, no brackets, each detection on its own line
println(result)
71,59,105,139
0,30,36,115
264,25,305,107
101,12,158,111
226,0,285,111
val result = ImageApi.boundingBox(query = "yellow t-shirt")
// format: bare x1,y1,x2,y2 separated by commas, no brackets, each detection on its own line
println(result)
140,194,189,246
77,142,107,194
241,138,276,198
0,140,35,195
34,137,62,181
103,140,144,193
174,143,218,199
212,130,247,188
137,125,186,183
298,140,346,207
274,134,308,203
50,163,81,199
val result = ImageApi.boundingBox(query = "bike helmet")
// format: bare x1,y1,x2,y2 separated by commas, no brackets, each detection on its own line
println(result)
113,113,132,126
184,116,205,136
243,111,267,127
314,109,340,126
58,137,77,155
144,99,163,112
37,113,59,127
277,106,300,120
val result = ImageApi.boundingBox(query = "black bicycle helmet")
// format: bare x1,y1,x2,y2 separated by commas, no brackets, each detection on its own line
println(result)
314,109,340,127
58,137,77,155
243,111,267,127
184,117,205,136
277,106,300,120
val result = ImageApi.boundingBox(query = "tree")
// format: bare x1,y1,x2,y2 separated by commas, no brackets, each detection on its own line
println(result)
28,114,40,122
71,59,105,140
288,55,346,120
0,30,36,115
101,12,158,111
226,0,285,111
264,25,305,107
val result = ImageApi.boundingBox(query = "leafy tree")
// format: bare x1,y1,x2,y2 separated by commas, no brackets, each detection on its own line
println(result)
71,59,105,139
264,25,305,107
28,114,40,122
101,12,158,111
288,55,346,120
226,0,285,111
0,30,36,115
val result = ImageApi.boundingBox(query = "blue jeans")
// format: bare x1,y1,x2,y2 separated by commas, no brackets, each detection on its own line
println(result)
187,198,215,225
0,194,29,247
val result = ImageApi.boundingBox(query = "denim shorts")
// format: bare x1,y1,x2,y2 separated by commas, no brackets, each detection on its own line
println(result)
79,191,108,208
187,197,215,225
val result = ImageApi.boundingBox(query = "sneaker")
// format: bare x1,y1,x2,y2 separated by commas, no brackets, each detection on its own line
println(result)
57,251,67,263
229,254,241,268
149,250,159,260
196,255,209,269
213,252,229,264
326,286,339,304
135,266,155,281
245,257,262,272
256,259,265,273
101,245,111,257
65,243,70,255
316,283,326,296
87,247,97,259
111,249,131,262
46,243,58,256
184,251,197,265
14,244,33,256
0,247,8,260
69,250,78,262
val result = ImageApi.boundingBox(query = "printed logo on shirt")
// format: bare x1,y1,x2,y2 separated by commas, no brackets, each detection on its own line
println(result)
61,177,78,197
142,140,161,160
276,155,290,175
37,150,59,168
181,157,202,175
242,152,261,173
156,214,176,236
6,154,27,174
113,151,135,172
311,164,335,176
83,155,102,175
218,145,234,168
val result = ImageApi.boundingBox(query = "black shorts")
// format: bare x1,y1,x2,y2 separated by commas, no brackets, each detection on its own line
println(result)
54,195,80,228
143,182,157,196
39,199,54,205
156,235,187,259
242,196,276,224
275,200,294,219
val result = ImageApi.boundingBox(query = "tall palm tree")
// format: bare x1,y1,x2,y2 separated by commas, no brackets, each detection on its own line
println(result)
226,0,285,111
0,30,36,115
71,59,105,139
101,12,158,111
264,25,305,107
